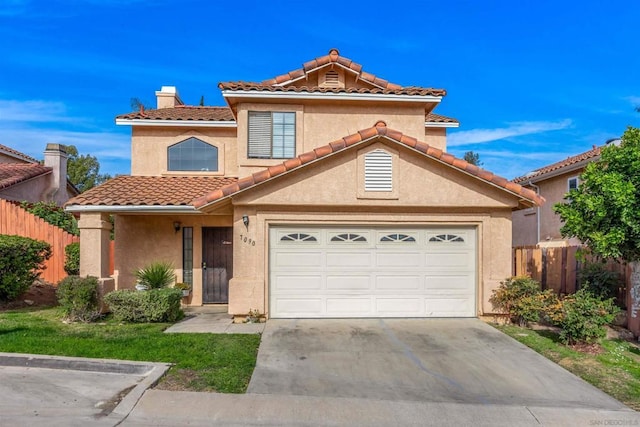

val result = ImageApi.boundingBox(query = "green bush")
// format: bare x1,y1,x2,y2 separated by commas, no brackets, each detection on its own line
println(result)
104,288,183,323
0,235,52,300
490,276,544,326
21,201,79,235
57,275,100,322
64,242,80,275
578,262,620,300
134,261,175,289
552,289,619,345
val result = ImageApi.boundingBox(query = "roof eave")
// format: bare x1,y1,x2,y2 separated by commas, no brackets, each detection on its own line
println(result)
424,121,459,128
221,90,443,104
65,205,200,214
516,157,598,185
115,119,237,128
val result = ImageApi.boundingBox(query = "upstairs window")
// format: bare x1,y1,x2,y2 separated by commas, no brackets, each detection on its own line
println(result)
568,176,579,191
168,137,218,171
248,111,295,159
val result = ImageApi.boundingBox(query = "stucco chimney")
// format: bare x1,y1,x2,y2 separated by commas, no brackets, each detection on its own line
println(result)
43,143,68,206
155,86,183,109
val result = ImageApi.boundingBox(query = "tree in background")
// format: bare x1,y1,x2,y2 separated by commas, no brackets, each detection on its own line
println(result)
463,151,483,166
199,95,205,106
66,145,111,193
554,127,640,260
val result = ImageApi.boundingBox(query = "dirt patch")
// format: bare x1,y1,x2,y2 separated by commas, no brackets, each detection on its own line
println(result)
154,369,199,391
569,342,605,355
0,280,58,311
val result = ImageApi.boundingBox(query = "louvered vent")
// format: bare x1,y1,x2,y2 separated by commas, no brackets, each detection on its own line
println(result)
364,149,392,191
322,70,340,87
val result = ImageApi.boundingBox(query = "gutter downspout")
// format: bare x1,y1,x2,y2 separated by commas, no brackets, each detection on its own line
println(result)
528,181,541,243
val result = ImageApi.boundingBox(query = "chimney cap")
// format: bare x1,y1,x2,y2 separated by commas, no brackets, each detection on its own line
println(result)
44,143,67,154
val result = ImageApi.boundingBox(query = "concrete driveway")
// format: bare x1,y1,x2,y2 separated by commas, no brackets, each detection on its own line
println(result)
248,319,627,409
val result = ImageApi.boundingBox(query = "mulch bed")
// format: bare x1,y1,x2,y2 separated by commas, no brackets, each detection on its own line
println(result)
0,280,58,311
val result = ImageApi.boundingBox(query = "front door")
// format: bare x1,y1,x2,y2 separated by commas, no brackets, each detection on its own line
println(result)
202,227,233,303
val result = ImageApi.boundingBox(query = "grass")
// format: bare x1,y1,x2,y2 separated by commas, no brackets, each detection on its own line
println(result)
496,324,640,410
0,308,260,393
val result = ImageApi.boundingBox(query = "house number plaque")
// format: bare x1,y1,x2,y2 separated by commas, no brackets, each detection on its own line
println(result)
239,234,256,246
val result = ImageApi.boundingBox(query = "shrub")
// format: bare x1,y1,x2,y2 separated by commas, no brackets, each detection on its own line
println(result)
490,276,544,326
578,262,620,300
64,242,80,275
57,275,100,322
134,261,175,289
104,288,183,323
552,289,619,345
0,235,52,301
21,201,79,235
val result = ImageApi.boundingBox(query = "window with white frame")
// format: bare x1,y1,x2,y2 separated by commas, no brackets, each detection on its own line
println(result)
248,111,295,159
568,176,579,191
168,137,218,171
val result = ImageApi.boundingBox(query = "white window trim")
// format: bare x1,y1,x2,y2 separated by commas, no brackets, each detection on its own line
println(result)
567,176,580,192
248,111,296,159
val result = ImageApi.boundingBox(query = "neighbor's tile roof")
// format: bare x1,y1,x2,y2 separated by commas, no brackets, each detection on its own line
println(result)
425,112,459,123
512,146,601,184
192,121,543,208
219,48,446,97
0,144,38,163
65,176,238,206
116,106,235,122
0,163,51,189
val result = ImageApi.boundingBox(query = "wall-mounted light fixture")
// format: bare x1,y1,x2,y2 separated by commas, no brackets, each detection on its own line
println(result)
242,215,249,230
173,221,182,233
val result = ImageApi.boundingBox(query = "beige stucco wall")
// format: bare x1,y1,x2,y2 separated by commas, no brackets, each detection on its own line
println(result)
113,213,232,306
424,128,447,149
0,153,29,163
512,169,583,246
130,127,238,176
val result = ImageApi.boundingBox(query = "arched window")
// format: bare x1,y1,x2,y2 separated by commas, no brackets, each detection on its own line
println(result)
168,138,218,171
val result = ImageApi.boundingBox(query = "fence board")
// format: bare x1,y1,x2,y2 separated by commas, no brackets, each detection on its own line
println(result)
0,199,79,284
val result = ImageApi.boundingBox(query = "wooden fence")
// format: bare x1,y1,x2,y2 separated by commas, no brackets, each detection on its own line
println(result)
513,245,628,308
0,199,79,284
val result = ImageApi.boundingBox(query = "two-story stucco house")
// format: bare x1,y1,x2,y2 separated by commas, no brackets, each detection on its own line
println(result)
511,143,612,247
66,49,542,320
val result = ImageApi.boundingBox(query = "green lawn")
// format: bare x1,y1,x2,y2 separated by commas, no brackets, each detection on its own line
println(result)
0,308,260,393
496,324,640,410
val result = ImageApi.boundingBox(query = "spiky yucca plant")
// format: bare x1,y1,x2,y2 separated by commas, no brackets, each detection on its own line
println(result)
134,261,175,289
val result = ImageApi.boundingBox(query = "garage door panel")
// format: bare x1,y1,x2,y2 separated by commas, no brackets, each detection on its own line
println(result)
326,252,371,267
376,275,421,290
275,251,323,267
376,252,421,267
326,298,371,314
273,275,323,290
425,298,474,317
270,227,476,318
275,299,323,316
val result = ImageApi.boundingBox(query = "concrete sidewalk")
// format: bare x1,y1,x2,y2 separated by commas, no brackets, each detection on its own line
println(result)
121,389,640,426
164,306,265,334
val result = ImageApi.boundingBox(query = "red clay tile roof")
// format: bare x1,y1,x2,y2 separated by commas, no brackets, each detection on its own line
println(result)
512,146,601,184
218,82,445,97
0,144,38,163
116,106,235,122
0,163,51,189
219,48,446,97
192,121,544,209
425,112,459,123
65,176,238,207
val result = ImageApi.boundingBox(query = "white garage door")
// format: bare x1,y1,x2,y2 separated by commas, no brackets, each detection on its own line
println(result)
269,226,476,318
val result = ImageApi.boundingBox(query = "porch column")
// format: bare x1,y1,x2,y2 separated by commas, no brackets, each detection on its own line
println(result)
78,212,115,307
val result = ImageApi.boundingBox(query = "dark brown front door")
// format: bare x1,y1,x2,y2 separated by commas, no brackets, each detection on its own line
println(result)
202,227,233,303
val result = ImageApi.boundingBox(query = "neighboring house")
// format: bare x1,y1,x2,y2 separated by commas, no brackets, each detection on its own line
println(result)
511,144,606,247
0,143,79,206
66,49,541,320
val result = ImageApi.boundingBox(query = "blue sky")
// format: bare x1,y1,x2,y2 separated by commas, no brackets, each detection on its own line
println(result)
1,0,638,179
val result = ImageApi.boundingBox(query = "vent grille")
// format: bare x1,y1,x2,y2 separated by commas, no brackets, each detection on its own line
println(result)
322,70,340,87
364,149,392,191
